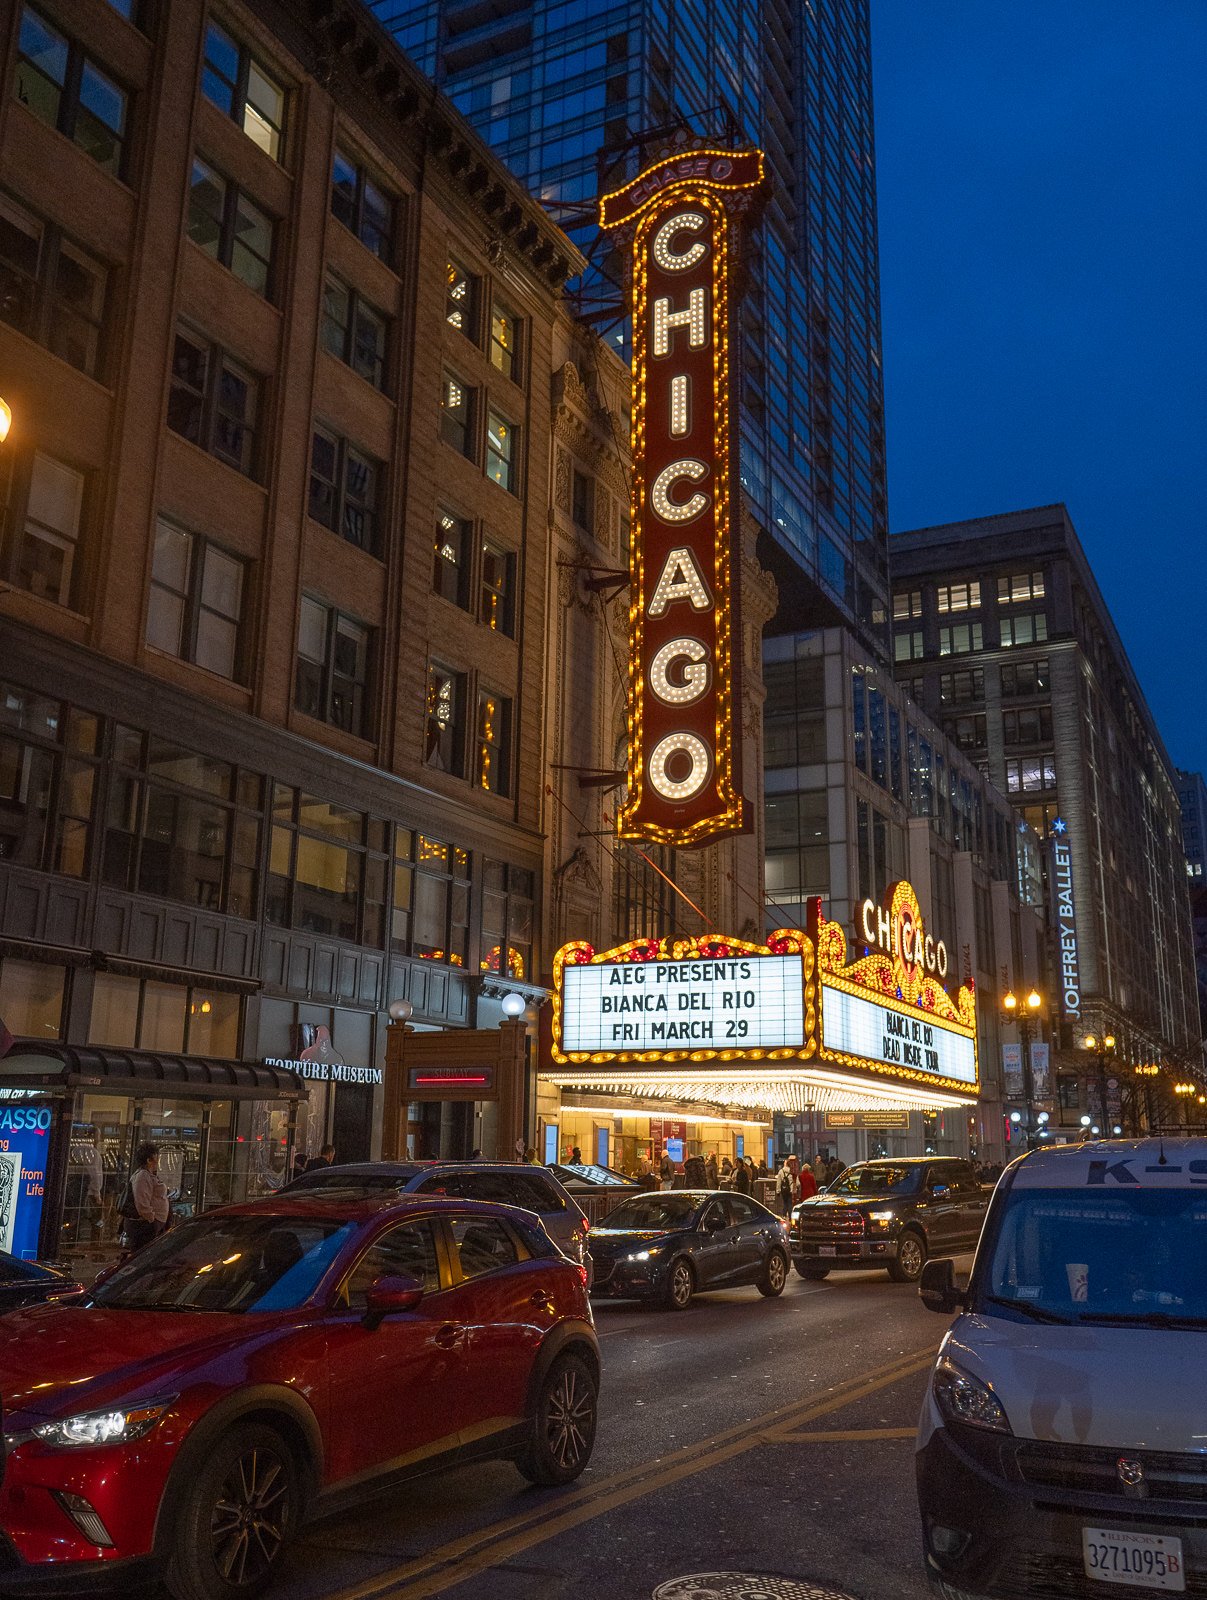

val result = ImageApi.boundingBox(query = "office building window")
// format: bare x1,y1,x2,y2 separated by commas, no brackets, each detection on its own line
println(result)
475,689,511,796
937,581,980,613
892,589,921,620
90,973,240,1053
998,570,1045,604
167,328,259,476
480,541,514,634
0,955,65,1040
330,149,393,261
1000,658,1050,698
572,467,593,531
102,731,263,920
266,788,389,948
939,669,984,705
440,371,475,457
424,663,465,775
295,599,372,737
308,427,381,555
321,275,388,390
945,714,986,752
202,21,284,161
1005,753,1057,794
0,450,85,608
404,834,470,966
939,622,982,656
433,510,471,607
0,193,108,377
486,410,518,492
1000,612,1048,648
1003,706,1053,745
445,259,478,337
481,859,533,979
147,519,246,681
894,629,924,663
15,7,128,177
187,159,274,297
490,303,521,381
0,683,101,878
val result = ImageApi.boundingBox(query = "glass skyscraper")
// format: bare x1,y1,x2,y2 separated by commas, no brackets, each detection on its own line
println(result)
369,0,890,653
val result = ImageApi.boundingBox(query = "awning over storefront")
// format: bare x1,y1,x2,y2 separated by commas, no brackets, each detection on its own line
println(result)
0,1046,307,1102
539,1064,976,1116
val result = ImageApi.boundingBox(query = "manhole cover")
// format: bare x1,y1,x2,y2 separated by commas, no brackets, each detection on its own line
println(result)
653,1577,860,1600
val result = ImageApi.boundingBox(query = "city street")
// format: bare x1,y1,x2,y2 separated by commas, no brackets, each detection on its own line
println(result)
262,1262,965,1600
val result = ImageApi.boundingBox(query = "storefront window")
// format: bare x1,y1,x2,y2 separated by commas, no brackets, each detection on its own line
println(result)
139,1097,206,1218
63,1092,137,1259
0,956,65,1039
410,836,470,965
266,786,388,947
89,973,243,1056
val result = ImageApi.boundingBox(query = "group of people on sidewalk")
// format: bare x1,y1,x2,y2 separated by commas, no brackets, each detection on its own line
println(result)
774,1150,847,1216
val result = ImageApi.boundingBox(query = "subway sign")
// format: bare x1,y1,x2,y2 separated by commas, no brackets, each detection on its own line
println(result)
599,147,766,847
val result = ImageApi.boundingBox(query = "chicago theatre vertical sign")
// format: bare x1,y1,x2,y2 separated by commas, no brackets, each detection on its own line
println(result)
600,147,767,846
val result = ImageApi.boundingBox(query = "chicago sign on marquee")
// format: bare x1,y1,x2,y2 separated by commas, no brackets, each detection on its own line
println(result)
599,146,766,847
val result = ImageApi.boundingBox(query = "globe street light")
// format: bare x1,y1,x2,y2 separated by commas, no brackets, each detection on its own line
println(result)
0,397,10,443
1081,1032,1116,1137
1002,988,1044,1146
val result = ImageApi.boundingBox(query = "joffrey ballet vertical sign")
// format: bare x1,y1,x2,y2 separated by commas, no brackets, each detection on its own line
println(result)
600,147,766,846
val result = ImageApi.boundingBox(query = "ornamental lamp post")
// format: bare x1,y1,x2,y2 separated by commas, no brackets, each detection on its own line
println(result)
0,397,10,443
1133,1062,1160,1135
1002,988,1043,1147
1080,1032,1116,1136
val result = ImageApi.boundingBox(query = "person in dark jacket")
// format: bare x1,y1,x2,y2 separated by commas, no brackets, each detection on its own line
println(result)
304,1144,336,1173
734,1160,752,1196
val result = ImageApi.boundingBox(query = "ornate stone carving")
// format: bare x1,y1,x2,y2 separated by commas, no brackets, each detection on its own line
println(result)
554,448,571,512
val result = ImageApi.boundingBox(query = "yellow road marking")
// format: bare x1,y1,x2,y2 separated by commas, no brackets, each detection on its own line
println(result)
320,1345,935,1600
776,1426,917,1443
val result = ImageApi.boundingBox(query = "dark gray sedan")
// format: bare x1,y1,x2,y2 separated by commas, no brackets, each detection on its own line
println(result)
588,1190,791,1310
0,1251,81,1313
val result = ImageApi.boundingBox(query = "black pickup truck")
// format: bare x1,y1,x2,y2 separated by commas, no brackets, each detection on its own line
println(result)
789,1156,991,1284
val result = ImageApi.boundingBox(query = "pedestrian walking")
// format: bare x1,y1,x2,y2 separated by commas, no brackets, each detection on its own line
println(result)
734,1159,752,1196
705,1152,720,1189
776,1157,797,1217
304,1143,336,1173
797,1162,818,1201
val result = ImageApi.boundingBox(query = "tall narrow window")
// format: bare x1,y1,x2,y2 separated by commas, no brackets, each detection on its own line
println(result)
308,427,381,555
433,510,470,607
295,599,372,736
147,519,246,681
479,541,514,635
167,328,259,477
425,663,465,775
202,21,284,161
187,158,274,297
490,303,521,380
486,410,517,492
321,274,387,390
476,690,511,796
10,452,85,607
15,7,129,177
0,194,108,378
445,260,477,336
440,372,475,457
330,150,394,261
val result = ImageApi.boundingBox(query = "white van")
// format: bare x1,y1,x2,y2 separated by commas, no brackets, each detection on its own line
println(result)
916,1138,1207,1598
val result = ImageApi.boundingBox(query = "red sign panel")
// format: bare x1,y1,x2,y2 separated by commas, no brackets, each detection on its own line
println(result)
600,148,766,847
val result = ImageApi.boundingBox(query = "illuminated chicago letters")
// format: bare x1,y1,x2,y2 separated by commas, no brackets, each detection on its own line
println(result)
599,147,766,845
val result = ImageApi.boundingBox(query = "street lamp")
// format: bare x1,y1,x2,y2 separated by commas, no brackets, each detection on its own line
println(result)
1002,988,1044,1146
1081,1033,1116,1138
0,397,10,443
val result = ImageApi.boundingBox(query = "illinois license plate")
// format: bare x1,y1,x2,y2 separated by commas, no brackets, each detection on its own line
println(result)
818,1246,837,1257
1082,1528,1184,1590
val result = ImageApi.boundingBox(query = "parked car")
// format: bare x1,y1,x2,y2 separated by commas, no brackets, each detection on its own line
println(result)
917,1138,1207,1600
0,1251,82,1313
589,1190,790,1309
790,1156,990,1284
286,1160,593,1280
0,1189,599,1600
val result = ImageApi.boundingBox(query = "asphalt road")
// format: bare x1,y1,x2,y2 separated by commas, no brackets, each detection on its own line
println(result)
265,1259,968,1600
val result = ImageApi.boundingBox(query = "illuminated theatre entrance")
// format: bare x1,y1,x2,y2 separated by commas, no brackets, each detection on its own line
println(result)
538,883,980,1172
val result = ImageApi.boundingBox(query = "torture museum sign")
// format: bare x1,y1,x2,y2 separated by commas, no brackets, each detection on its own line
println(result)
599,146,767,847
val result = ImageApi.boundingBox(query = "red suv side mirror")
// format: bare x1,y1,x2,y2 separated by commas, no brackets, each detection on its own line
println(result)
363,1273,424,1329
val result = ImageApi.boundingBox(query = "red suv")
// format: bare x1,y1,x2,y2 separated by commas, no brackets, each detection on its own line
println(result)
0,1192,599,1600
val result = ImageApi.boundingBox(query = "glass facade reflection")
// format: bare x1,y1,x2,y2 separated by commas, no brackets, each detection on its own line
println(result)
370,0,890,655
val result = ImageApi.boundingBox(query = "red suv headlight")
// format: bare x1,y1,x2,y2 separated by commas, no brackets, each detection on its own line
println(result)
31,1396,176,1450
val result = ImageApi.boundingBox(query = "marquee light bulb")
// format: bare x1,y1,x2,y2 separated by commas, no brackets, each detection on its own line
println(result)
650,460,709,524
670,374,690,437
649,638,710,706
652,211,707,271
648,732,710,801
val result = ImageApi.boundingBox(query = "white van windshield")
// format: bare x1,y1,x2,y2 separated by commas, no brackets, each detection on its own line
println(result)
981,1187,1207,1326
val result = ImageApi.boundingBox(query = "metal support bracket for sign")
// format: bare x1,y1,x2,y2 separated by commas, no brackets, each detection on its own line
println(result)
550,763,628,793
555,559,630,600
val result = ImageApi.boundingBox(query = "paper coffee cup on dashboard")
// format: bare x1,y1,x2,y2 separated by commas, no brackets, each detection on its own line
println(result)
1066,1262,1088,1301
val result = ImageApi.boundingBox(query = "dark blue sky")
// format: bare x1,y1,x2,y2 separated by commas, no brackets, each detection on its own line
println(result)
871,2,1207,775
